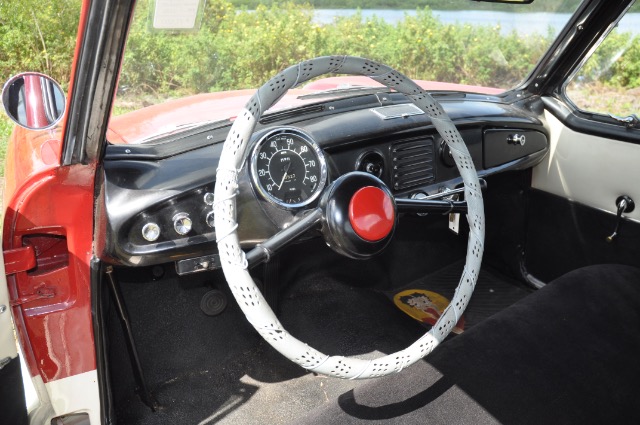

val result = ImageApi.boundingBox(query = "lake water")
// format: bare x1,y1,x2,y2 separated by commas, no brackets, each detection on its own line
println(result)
313,10,640,37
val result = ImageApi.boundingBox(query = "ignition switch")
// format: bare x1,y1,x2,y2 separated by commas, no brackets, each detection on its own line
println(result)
357,151,385,178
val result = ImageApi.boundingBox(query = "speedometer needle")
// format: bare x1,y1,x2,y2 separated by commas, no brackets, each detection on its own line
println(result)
278,162,292,189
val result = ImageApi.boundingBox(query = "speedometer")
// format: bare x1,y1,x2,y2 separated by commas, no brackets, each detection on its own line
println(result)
250,128,327,209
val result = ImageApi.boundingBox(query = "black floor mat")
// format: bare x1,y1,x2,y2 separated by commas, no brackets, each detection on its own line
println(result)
109,261,529,424
389,261,532,329
109,270,425,425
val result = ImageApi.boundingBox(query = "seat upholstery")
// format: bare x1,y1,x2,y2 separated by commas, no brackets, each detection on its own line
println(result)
296,264,640,424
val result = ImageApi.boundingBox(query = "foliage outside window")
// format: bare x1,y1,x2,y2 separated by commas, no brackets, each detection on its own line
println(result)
0,0,81,175
115,0,578,115
565,6,640,117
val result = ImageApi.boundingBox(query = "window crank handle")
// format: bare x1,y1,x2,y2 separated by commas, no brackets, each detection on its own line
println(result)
606,195,635,242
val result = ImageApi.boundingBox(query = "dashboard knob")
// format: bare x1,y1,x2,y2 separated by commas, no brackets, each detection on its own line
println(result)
357,151,384,178
206,211,215,228
440,142,456,168
364,161,382,177
173,213,192,235
141,222,161,242
203,192,215,205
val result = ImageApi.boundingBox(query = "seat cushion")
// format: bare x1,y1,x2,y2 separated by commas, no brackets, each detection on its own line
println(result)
296,264,640,424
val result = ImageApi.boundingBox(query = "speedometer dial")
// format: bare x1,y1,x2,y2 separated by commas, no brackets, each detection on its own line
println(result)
251,128,327,209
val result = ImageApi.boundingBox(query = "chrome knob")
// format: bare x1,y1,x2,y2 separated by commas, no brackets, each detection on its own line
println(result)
206,211,215,228
173,213,192,235
203,192,215,205
141,222,161,242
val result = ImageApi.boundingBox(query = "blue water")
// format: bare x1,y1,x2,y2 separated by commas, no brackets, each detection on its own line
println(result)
313,10,640,37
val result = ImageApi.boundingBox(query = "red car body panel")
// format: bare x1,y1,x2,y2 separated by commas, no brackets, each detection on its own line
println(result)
108,77,504,144
3,123,97,382
23,75,50,129
108,89,315,144
2,0,96,383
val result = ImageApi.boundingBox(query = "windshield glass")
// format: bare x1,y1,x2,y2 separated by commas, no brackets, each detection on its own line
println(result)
111,0,584,143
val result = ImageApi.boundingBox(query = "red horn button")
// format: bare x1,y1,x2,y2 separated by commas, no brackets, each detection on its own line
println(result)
348,186,395,242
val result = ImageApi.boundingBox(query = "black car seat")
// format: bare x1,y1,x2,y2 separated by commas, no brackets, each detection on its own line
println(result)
296,264,640,424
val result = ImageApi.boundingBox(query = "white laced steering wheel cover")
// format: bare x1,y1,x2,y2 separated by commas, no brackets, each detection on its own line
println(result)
214,56,484,379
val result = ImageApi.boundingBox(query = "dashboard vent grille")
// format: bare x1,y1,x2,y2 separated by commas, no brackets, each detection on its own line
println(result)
391,138,435,191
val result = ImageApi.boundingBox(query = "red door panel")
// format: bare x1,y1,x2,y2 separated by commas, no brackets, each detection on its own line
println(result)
4,161,96,383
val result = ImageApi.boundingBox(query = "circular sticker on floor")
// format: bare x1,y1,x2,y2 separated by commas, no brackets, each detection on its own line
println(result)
393,289,465,334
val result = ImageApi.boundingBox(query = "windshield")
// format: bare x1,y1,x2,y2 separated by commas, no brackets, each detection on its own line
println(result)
111,0,583,143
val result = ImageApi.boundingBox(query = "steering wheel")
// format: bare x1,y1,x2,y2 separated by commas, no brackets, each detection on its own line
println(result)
214,56,484,379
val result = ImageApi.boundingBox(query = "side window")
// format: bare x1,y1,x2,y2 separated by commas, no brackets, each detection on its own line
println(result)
565,8,640,118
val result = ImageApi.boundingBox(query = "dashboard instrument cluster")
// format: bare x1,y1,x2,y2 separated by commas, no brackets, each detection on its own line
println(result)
123,183,216,255
101,93,549,267
250,128,327,209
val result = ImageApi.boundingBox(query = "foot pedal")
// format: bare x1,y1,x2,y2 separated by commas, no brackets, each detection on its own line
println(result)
200,289,227,316
393,289,465,334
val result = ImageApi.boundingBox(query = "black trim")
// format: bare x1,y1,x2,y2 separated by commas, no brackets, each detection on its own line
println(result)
91,258,114,425
524,0,633,96
483,129,547,168
106,96,544,161
63,0,135,165
525,189,640,282
543,97,640,145
260,104,325,124
105,267,158,411
0,356,28,425
106,122,230,161
246,209,324,267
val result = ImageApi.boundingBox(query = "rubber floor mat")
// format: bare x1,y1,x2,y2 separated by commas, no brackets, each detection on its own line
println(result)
389,261,532,330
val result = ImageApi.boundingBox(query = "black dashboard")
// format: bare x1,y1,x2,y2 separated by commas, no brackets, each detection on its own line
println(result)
99,91,548,268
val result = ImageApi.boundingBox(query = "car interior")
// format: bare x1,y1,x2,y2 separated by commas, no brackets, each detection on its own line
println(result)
98,45,640,425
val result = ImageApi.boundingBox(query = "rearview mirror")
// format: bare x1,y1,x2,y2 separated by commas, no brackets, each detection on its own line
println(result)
2,73,66,130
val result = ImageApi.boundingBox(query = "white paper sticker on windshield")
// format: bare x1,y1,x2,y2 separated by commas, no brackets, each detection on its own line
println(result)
153,0,204,30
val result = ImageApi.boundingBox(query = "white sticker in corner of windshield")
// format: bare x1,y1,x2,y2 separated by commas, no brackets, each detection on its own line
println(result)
152,0,205,31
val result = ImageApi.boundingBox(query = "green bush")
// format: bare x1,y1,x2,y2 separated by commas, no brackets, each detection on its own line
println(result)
0,0,80,90
119,0,232,94
210,3,323,90
2,0,639,101
0,0,619,97
142,3,552,93
607,34,640,88
5,0,640,95
0,115,13,176
568,30,640,89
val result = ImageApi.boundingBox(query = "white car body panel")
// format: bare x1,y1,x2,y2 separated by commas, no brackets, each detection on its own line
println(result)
533,110,640,223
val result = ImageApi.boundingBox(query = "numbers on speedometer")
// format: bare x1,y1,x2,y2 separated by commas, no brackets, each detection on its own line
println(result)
250,128,327,209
